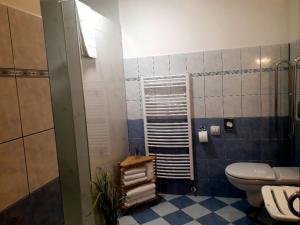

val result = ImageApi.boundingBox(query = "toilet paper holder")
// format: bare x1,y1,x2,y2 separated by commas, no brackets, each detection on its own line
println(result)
199,126,207,132
198,126,208,143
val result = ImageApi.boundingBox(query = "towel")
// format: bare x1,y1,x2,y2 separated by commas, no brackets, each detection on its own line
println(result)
124,167,146,176
126,183,156,197
126,189,156,202
146,161,154,179
123,176,147,186
124,194,156,207
124,172,146,181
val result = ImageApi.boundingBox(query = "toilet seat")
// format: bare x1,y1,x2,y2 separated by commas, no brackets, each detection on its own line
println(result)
273,167,300,185
225,163,276,181
225,163,300,185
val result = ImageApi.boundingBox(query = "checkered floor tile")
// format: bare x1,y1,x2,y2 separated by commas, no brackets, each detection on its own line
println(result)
119,194,278,225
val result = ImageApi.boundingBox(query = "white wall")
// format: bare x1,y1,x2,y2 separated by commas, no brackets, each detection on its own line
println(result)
80,0,120,23
289,0,300,41
119,0,297,58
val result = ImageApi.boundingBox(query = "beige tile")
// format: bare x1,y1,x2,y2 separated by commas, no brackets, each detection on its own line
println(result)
0,5,14,68
223,96,242,117
24,129,59,192
17,77,54,135
0,139,29,211
205,96,223,118
192,97,205,118
8,7,47,70
242,95,261,117
0,77,22,143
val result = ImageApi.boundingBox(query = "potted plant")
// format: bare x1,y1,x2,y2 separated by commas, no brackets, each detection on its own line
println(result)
91,168,121,225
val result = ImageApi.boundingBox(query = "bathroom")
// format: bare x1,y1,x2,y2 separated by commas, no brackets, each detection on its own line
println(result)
0,0,299,225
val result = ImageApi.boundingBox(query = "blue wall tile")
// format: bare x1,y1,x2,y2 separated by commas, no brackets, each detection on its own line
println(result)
294,122,300,166
157,179,192,195
128,138,145,156
128,119,144,138
0,178,64,225
195,159,209,179
127,117,290,197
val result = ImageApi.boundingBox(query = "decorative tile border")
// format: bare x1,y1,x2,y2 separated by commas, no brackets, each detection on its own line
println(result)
0,68,15,77
0,68,49,78
125,67,289,81
15,69,49,77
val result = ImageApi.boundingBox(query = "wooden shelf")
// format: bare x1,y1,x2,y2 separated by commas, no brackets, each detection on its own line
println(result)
120,155,155,168
120,156,157,209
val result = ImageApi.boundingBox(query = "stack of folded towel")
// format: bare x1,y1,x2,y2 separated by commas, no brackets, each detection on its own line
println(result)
123,166,147,186
145,161,154,179
124,183,156,207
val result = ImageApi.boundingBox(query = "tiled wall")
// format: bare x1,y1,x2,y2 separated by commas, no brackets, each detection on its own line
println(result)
81,14,128,180
0,5,63,225
291,39,300,166
124,41,300,197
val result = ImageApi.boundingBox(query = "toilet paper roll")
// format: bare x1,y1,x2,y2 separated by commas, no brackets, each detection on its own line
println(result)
199,130,208,143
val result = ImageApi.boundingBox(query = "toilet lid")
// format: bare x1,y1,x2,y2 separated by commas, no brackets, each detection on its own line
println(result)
226,163,276,181
273,167,300,184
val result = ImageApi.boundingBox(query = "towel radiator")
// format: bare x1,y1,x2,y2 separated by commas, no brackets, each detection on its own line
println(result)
141,74,194,180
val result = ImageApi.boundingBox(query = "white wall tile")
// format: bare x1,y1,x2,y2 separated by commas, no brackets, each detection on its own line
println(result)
223,74,241,96
192,97,205,118
223,96,242,117
242,95,261,117
297,69,300,94
192,76,204,97
280,44,289,61
296,95,300,118
261,72,275,94
261,94,275,117
124,58,138,78
125,81,140,101
170,54,187,74
205,75,222,97
205,96,223,118
222,48,241,71
204,50,222,72
241,47,260,70
154,55,170,75
242,72,261,95
290,40,298,61
280,94,289,116
186,52,204,73
279,70,288,94
126,100,142,120
261,44,281,69
138,57,154,77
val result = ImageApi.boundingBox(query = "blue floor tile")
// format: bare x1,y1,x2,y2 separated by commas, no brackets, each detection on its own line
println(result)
231,199,252,213
132,208,159,224
197,213,228,225
199,197,227,211
169,196,196,209
233,217,265,225
163,210,193,225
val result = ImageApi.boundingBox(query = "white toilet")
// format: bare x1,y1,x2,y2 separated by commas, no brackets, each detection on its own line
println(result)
225,163,300,207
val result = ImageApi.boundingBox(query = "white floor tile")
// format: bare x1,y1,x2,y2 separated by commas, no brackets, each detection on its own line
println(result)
142,218,170,225
118,215,138,225
186,195,210,203
182,203,211,219
151,201,178,216
159,194,180,201
215,205,246,222
215,197,241,205
184,220,202,225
